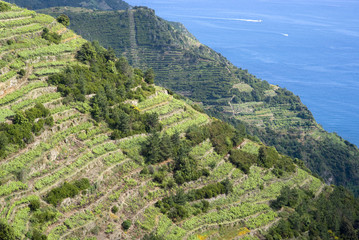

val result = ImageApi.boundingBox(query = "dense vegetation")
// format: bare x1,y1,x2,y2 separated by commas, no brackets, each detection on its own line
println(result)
0,103,53,158
4,0,130,10
0,220,15,240
229,146,296,177
41,27,62,44
247,121,359,195
267,186,359,240
45,178,90,206
48,41,161,138
56,14,70,26
155,181,230,222
36,6,359,194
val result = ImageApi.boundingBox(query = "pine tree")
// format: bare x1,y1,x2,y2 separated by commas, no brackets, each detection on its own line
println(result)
143,132,161,164
160,133,172,160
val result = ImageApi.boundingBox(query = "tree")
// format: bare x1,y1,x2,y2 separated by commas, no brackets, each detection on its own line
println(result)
171,131,181,157
201,200,209,212
115,56,133,79
168,205,189,221
229,149,256,174
73,178,90,190
104,47,116,62
111,206,119,214
143,233,165,240
173,143,201,183
110,108,130,134
122,220,132,230
91,103,101,122
144,112,160,132
270,186,300,210
0,132,9,151
142,132,161,164
29,199,40,211
221,178,233,194
208,121,235,155
0,220,15,240
76,42,97,63
31,229,47,240
258,147,267,167
174,171,185,185
144,68,155,84
160,133,173,160
186,125,209,145
258,146,278,168
91,90,109,120
13,111,28,125
56,14,70,26
32,119,45,134
340,217,358,240
174,142,190,171
173,189,187,205
18,69,26,77
41,28,61,44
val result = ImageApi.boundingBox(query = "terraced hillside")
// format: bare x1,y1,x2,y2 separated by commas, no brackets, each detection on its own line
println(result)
36,6,359,195
1,2,359,240
0,4,86,123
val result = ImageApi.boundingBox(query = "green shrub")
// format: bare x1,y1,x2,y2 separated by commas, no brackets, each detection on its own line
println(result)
44,178,90,206
122,220,131,230
156,180,232,221
208,121,236,155
111,206,118,214
140,167,149,175
76,42,96,63
73,178,90,190
18,69,26,77
144,68,155,84
56,14,70,26
229,149,256,174
29,199,40,211
41,28,61,44
45,116,54,127
258,146,278,168
0,104,51,159
32,207,57,224
6,39,15,45
0,220,15,240
31,229,47,240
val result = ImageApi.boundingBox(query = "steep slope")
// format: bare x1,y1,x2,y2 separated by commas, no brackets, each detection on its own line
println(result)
36,6,359,194
1,2,359,240
3,0,130,10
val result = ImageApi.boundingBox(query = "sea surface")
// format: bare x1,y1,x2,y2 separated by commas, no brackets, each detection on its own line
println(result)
127,0,359,146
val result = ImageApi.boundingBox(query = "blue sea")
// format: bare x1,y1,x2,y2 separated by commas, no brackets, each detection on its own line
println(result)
127,0,359,146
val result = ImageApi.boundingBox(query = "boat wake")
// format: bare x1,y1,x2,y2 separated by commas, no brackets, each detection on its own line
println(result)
174,15,263,23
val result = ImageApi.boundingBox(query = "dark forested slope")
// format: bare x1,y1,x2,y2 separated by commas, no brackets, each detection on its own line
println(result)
36,6,359,195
